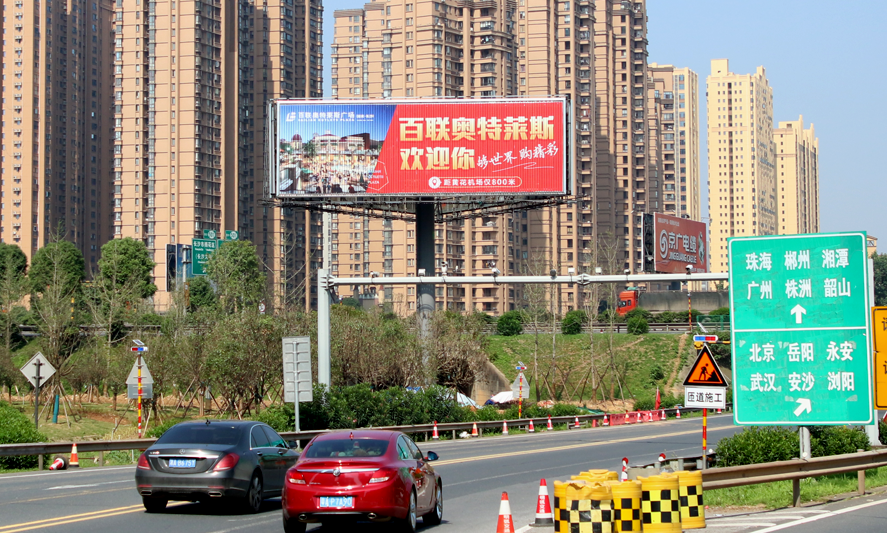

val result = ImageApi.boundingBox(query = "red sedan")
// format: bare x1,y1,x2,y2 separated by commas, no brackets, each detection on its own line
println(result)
281,429,442,532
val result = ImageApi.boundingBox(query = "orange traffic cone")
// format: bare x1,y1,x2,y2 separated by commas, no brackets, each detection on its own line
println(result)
603,414,609,426
592,418,597,428
676,408,681,419
528,419,535,433
648,411,654,422
48,456,67,470
573,416,580,429
530,479,554,526
637,412,643,424
432,421,440,440
661,409,666,420
502,420,509,435
621,457,629,482
546,415,553,431
69,443,80,468
717,408,722,414
471,422,479,438
496,492,515,533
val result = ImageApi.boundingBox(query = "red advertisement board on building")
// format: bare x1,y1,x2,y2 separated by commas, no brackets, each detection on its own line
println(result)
653,214,708,273
271,98,567,198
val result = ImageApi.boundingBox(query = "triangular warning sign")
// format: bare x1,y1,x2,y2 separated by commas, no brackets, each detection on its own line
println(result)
126,360,154,386
683,344,728,387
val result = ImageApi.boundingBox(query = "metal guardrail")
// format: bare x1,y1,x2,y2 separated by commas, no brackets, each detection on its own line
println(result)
482,323,697,335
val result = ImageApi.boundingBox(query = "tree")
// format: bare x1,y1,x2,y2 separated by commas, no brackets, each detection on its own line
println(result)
0,243,28,384
562,309,587,335
205,240,266,312
496,311,523,336
30,240,84,298
187,276,217,311
874,253,887,306
97,238,157,299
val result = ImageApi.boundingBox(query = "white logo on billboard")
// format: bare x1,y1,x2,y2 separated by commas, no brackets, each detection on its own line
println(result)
286,112,297,122
659,230,669,259
698,233,705,266
428,177,441,189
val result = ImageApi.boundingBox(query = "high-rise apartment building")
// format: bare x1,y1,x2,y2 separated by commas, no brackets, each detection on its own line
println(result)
774,116,818,235
111,0,322,306
706,59,777,273
330,0,678,314
1,0,114,269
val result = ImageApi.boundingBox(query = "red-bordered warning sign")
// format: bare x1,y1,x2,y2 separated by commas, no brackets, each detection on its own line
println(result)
683,344,728,386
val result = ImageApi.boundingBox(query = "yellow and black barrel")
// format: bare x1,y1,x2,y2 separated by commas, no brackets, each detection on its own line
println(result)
606,480,642,532
572,470,619,483
553,481,615,533
676,470,705,529
637,473,682,533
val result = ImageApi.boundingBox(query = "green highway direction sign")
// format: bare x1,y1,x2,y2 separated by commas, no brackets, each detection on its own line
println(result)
224,230,239,241
203,229,218,240
729,232,873,425
191,238,218,276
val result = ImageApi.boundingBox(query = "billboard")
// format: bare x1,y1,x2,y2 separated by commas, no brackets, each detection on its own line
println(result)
270,98,567,198
652,214,708,273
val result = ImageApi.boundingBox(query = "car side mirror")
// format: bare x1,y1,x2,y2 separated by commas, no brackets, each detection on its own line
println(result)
425,451,439,462
288,440,299,449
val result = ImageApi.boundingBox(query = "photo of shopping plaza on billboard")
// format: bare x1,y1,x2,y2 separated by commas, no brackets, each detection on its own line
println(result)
270,98,568,205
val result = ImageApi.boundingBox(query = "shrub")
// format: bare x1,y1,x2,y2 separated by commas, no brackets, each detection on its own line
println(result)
881,420,887,445
625,307,653,322
0,403,47,470
708,307,730,316
627,316,648,335
551,403,582,417
649,364,665,382
561,310,587,335
257,404,297,433
145,418,182,439
810,426,870,457
496,311,523,336
653,311,682,323
633,396,656,411
633,392,681,411
715,426,799,467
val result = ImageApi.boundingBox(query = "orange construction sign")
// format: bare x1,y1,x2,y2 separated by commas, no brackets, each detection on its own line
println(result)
683,344,728,387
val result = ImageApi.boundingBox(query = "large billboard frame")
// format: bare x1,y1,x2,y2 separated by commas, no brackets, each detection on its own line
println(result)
645,213,708,274
267,98,569,204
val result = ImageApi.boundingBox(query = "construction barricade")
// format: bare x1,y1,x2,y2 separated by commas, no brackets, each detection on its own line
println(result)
637,473,682,533
606,479,642,533
676,470,705,530
553,481,614,533
572,470,618,483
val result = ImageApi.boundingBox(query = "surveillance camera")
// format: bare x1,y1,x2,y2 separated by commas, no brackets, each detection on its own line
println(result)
550,269,557,278
568,267,576,275
624,268,631,275
686,264,693,272
418,268,426,276
594,267,603,275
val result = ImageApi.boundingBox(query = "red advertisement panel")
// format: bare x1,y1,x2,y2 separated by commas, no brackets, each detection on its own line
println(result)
273,99,566,198
653,214,708,273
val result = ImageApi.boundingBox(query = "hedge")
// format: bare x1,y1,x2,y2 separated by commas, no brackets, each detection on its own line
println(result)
716,425,871,467
0,402,47,470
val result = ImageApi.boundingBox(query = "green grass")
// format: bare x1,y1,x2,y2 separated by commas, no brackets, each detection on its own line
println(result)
706,467,887,509
486,332,694,406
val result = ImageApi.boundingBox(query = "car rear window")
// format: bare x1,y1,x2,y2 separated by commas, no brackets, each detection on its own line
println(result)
156,424,242,446
304,439,389,458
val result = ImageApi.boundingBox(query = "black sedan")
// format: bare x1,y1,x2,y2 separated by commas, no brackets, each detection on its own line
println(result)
135,420,299,513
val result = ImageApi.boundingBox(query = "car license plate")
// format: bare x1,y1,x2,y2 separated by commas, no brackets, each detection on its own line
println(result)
318,496,353,508
169,459,196,468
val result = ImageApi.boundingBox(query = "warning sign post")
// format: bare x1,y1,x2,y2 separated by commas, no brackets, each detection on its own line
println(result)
683,344,730,469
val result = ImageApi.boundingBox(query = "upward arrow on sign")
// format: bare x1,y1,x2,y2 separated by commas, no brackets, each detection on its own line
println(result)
790,304,807,324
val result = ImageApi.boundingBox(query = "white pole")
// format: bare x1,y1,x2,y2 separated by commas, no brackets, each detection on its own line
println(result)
317,269,332,388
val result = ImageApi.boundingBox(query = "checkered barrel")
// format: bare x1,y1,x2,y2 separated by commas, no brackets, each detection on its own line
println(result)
571,470,619,483
553,480,615,533
606,479,642,533
637,473,682,533
676,470,705,530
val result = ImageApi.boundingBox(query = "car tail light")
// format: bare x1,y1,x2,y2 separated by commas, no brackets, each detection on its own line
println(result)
213,453,240,472
369,468,396,484
137,453,151,471
287,472,307,485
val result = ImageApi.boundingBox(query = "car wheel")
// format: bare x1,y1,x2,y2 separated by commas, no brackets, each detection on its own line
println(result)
142,496,168,513
283,516,307,533
422,482,443,526
395,490,418,533
243,472,263,514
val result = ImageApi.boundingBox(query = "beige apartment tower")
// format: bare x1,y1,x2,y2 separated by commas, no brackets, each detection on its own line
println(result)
111,0,322,307
1,0,114,269
774,116,819,235
706,59,777,273
329,0,688,314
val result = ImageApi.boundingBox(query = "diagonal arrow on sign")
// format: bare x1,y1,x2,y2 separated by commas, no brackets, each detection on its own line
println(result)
790,304,807,324
793,398,812,417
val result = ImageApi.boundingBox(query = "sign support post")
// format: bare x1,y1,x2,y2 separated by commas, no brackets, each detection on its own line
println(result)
138,354,143,438
702,409,707,469
34,361,41,429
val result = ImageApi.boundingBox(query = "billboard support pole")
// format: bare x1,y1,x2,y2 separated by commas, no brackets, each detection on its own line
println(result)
416,203,436,376
318,269,332,388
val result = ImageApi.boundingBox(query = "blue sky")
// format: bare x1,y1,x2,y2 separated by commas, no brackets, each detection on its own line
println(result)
322,0,887,242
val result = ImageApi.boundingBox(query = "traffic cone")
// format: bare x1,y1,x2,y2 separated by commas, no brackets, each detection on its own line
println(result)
637,412,643,424
658,452,666,465
603,414,609,427
592,418,597,428
573,416,580,429
502,420,509,435
471,422,479,438
528,419,535,433
676,408,681,419
530,479,554,527
621,457,629,482
496,492,515,533
546,415,553,431
69,443,80,468
717,407,722,414
432,421,439,440
661,409,666,420
648,411,654,422
48,456,67,470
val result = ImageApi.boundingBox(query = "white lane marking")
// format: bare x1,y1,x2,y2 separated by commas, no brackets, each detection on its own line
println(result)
205,517,278,533
754,497,887,532
515,526,534,533
46,480,130,490
707,522,778,527
0,466,135,481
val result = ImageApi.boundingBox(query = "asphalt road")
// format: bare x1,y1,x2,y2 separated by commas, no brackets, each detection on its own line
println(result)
0,414,741,533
